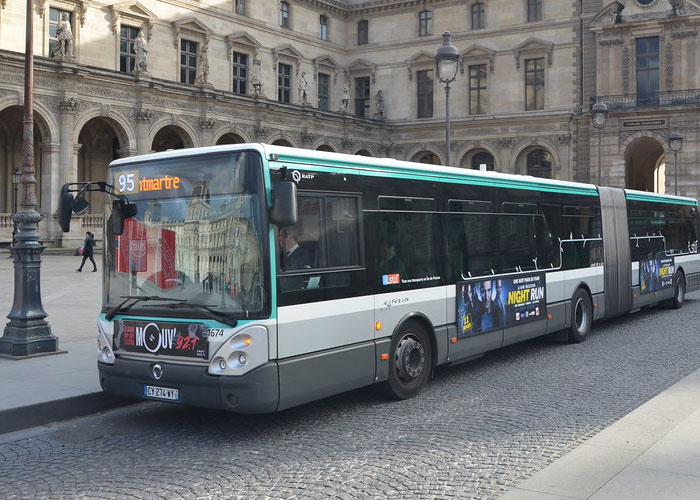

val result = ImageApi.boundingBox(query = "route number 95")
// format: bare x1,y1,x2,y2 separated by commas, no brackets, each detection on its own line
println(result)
116,172,138,193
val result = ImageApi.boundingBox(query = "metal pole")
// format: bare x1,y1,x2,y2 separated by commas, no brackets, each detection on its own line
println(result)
597,127,602,185
445,83,451,167
675,150,678,196
0,0,58,357
12,176,18,247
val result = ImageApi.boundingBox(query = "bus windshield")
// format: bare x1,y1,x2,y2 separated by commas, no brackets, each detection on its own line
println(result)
103,150,269,319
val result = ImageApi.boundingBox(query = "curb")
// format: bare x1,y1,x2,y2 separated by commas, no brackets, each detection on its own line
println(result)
0,392,137,435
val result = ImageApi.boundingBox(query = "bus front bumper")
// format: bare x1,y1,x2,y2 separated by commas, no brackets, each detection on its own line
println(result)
98,358,279,414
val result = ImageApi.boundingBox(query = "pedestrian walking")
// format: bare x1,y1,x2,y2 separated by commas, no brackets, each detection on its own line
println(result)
76,231,97,272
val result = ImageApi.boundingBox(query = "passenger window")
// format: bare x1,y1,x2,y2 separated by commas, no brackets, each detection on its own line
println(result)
278,192,363,294
375,211,441,289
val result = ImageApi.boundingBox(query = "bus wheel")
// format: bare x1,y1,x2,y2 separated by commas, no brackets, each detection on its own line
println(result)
383,321,433,400
568,289,592,343
671,273,686,309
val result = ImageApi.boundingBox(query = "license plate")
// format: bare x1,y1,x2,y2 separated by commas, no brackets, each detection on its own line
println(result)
144,385,180,401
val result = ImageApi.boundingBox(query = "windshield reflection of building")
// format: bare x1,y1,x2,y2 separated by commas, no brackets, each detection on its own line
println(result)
142,179,262,310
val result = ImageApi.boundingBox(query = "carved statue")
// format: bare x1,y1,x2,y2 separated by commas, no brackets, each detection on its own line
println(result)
298,71,308,105
195,44,209,85
341,82,350,112
252,59,263,94
53,13,74,58
375,90,385,119
608,3,621,24
134,30,148,72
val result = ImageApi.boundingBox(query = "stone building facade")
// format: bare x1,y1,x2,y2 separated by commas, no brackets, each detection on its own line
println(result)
0,0,699,246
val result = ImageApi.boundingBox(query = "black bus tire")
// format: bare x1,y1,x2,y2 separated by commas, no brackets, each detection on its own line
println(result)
568,288,592,343
382,321,433,400
671,272,686,309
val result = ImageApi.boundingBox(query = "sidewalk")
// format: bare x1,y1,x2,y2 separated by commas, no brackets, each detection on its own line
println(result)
500,367,700,500
0,251,133,434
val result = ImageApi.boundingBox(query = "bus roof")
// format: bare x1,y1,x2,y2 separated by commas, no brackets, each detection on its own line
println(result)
109,143,697,205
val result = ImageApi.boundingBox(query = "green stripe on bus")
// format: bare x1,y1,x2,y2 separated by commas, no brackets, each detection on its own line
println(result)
271,157,599,197
625,192,698,206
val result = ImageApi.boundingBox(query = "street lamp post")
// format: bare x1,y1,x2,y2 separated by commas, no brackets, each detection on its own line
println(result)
591,99,608,185
0,0,58,357
669,127,683,196
11,167,20,248
435,31,459,167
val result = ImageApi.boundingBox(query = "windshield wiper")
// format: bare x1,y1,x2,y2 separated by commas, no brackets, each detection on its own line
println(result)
151,302,239,328
105,295,187,320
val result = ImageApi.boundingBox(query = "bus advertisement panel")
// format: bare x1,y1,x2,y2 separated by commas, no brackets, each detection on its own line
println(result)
457,273,546,338
640,257,675,294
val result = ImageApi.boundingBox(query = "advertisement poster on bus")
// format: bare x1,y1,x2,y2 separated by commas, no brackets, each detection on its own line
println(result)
456,273,546,338
640,257,674,294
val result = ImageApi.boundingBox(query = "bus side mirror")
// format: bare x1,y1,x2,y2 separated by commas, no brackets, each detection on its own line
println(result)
270,181,297,227
112,198,137,236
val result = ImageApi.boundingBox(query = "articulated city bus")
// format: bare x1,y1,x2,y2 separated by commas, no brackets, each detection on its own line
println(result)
58,144,700,412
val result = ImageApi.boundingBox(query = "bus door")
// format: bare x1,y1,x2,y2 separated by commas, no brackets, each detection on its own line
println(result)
275,192,375,410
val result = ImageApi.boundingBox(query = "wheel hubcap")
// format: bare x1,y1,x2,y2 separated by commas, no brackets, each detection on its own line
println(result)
395,335,425,381
575,298,588,332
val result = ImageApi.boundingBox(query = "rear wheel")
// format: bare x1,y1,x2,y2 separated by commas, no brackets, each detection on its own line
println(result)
671,272,686,309
382,321,433,400
568,288,592,343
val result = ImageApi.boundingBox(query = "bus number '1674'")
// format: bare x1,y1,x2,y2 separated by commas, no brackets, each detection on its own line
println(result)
208,328,225,338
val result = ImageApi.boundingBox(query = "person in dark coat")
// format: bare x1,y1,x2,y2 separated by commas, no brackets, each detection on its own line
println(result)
278,227,312,270
77,231,97,272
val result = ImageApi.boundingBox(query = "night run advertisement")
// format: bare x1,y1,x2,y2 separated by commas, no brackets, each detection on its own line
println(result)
457,273,547,338
640,257,674,294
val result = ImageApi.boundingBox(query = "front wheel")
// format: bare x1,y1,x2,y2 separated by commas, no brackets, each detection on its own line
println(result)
671,273,686,309
382,321,433,400
568,288,592,343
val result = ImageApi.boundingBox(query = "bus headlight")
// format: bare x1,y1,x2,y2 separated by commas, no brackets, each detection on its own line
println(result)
97,321,115,365
208,325,267,376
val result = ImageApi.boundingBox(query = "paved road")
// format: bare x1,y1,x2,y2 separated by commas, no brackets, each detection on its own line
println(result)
2,289,700,498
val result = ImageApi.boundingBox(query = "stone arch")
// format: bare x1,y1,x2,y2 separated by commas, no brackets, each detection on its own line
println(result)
0,97,58,145
77,116,133,213
0,105,54,216
269,134,297,148
354,149,372,157
149,117,198,151
511,139,561,176
407,147,444,165
73,108,135,153
458,144,499,171
314,140,336,152
212,126,250,145
215,132,247,145
624,134,666,193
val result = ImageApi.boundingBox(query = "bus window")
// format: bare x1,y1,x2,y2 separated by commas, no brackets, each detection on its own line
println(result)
446,213,498,278
375,211,441,289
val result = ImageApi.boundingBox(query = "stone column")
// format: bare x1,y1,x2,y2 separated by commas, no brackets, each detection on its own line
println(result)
135,108,153,155
58,97,78,188
40,142,60,240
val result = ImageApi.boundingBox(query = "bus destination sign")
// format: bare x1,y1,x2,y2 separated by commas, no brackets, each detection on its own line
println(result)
114,170,183,195
114,319,208,359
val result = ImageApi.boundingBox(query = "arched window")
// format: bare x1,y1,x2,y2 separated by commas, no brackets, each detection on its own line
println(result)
319,15,328,40
471,2,485,29
280,1,289,28
417,152,441,165
471,152,494,171
526,149,552,178
272,139,293,147
355,150,372,157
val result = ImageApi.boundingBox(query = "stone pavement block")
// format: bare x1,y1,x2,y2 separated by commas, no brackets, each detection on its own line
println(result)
633,437,700,477
498,487,581,500
584,404,688,452
0,379,93,412
631,388,700,419
515,444,640,499
663,407,700,443
666,369,700,395
589,465,700,500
